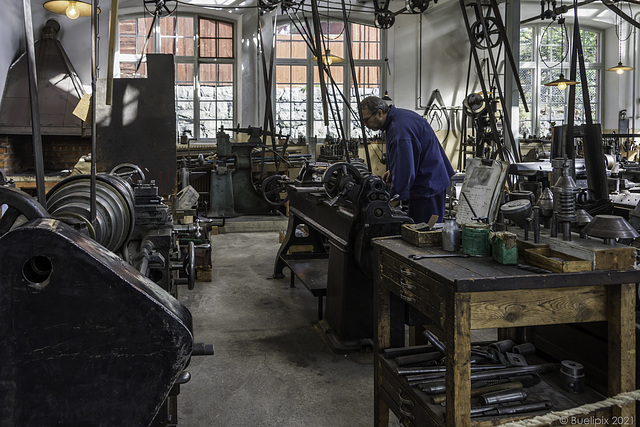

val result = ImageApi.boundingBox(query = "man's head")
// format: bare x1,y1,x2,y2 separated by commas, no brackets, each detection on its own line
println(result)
359,96,390,131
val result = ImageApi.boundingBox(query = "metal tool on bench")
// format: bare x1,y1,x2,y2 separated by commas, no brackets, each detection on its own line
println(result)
471,400,554,417
408,253,470,260
417,363,556,394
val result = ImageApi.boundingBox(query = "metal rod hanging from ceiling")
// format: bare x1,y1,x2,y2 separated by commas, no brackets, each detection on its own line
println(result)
91,0,99,223
22,0,47,209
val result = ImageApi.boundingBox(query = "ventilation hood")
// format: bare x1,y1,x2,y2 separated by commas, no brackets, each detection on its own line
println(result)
0,19,88,136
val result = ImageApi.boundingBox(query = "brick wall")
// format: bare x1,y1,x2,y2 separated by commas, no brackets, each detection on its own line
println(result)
0,135,90,174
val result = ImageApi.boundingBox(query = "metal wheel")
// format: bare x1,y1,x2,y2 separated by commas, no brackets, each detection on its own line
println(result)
261,175,289,207
143,0,177,17
406,0,429,13
46,174,136,253
322,163,361,199
375,12,395,30
470,17,502,50
0,187,49,238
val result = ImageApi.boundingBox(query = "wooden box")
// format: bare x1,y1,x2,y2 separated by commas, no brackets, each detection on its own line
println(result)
401,224,442,248
524,247,593,273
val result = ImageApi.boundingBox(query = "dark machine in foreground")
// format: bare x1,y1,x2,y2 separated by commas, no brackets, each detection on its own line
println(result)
0,168,211,426
273,162,411,351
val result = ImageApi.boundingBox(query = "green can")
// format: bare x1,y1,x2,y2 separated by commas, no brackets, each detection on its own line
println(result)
461,223,491,256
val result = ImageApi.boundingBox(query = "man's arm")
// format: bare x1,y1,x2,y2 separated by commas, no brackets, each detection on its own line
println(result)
388,137,415,200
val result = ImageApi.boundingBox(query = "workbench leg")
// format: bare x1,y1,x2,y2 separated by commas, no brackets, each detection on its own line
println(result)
607,283,636,422
445,292,471,427
374,280,391,427
317,296,323,320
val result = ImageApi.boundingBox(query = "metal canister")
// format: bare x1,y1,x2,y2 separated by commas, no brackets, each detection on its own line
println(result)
442,217,460,252
461,223,491,256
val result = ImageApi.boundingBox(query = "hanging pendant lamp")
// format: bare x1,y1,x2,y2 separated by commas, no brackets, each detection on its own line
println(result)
44,1,100,20
607,15,634,75
544,73,578,90
542,17,577,90
312,49,344,66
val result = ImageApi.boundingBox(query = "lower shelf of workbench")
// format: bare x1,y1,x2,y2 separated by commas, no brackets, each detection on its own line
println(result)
379,356,613,427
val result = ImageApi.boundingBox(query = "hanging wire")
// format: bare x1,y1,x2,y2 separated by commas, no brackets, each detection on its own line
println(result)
615,1,633,43
538,18,569,69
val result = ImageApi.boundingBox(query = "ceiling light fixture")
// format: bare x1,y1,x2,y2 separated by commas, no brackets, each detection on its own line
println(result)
607,62,634,75
44,1,100,20
542,16,577,90
544,73,578,90
312,49,343,66
607,11,634,75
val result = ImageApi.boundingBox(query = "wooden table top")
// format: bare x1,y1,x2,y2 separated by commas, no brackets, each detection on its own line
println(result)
374,237,640,292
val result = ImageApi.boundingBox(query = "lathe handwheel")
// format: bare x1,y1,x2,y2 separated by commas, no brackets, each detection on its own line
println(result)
110,163,146,185
322,163,361,199
183,241,196,291
0,186,49,238
261,175,289,207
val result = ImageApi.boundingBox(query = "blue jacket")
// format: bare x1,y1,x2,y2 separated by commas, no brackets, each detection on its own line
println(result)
384,106,454,200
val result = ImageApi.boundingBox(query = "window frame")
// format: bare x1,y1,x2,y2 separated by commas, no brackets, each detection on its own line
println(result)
518,23,603,138
118,13,238,141
273,19,387,141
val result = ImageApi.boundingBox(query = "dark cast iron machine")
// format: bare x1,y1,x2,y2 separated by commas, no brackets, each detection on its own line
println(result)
272,162,412,351
0,2,212,426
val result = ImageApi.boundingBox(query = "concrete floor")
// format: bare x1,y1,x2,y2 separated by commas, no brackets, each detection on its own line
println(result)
177,230,392,426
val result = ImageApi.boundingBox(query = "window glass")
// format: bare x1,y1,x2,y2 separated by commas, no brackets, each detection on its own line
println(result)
350,66,380,138
119,15,235,140
518,24,601,138
275,65,308,138
519,27,534,62
160,17,194,56
200,18,234,58
351,23,380,60
274,21,383,140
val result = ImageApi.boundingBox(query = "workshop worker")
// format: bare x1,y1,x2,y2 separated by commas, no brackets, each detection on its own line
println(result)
359,95,455,223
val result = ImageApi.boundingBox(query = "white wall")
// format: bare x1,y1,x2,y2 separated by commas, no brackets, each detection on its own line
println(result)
0,0,111,96
391,1,470,113
0,0,28,95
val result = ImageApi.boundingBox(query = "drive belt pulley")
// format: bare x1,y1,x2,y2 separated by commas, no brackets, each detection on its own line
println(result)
46,173,136,253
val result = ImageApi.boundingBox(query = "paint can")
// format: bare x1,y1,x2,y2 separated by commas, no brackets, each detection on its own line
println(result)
461,223,491,256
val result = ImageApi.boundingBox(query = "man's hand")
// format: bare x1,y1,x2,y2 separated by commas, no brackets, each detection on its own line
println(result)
382,170,392,187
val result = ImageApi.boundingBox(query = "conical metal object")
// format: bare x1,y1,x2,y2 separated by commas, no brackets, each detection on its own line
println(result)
536,187,554,218
582,214,640,245
575,209,593,227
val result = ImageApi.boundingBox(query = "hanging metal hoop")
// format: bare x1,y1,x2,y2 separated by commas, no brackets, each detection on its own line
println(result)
143,0,177,17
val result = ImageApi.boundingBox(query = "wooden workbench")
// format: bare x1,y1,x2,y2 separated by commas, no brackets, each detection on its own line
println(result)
373,236,638,426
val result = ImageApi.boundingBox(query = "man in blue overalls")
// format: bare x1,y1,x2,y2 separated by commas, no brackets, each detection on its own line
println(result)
359,95,455,223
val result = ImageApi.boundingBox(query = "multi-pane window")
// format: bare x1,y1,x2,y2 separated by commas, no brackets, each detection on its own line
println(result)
275,21,384,140
518,24,602,138
118,15,235,140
